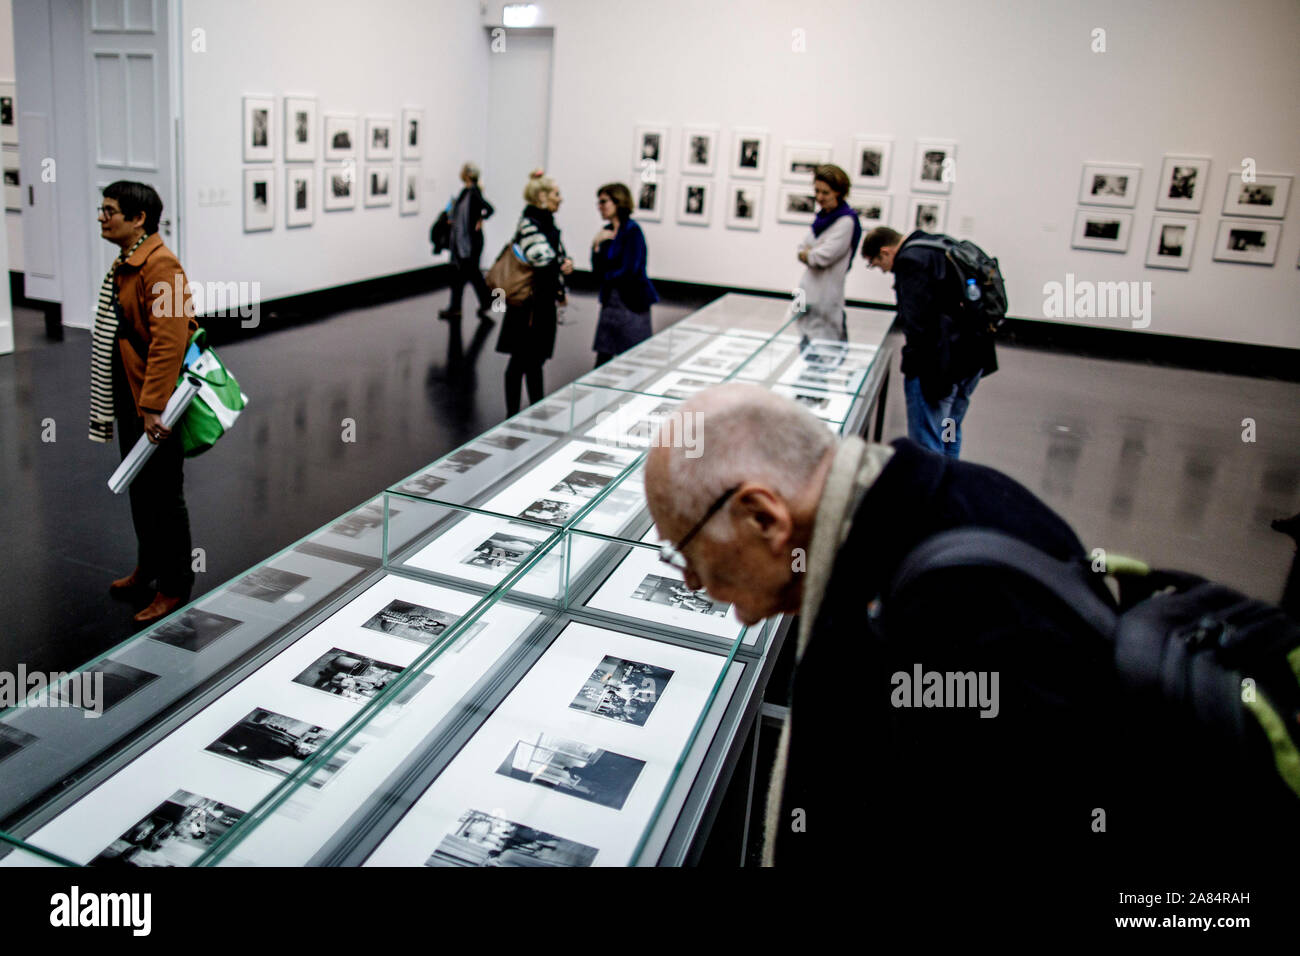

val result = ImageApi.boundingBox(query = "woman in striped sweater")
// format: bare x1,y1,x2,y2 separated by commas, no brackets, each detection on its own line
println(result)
495,170,573,416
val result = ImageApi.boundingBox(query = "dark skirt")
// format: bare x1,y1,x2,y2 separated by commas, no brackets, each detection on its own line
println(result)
592,288,652,355
495,295,558,361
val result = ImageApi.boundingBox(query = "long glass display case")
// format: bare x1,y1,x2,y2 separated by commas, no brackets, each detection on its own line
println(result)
0,293,894,867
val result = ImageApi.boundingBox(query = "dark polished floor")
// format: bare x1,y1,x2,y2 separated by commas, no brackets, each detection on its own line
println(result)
1,288,1297,679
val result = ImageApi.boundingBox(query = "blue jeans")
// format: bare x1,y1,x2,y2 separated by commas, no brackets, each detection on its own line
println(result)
904,372,982,459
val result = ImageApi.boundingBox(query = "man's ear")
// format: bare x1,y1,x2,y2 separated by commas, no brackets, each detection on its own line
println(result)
733,483,791,554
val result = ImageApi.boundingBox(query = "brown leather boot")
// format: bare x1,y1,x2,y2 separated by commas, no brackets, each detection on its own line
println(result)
110,567,148,596
133,591,184,624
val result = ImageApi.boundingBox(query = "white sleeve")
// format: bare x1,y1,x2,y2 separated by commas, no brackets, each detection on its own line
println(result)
804,217,854,268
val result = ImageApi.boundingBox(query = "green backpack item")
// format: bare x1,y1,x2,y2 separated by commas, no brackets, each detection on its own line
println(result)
174,328,249,458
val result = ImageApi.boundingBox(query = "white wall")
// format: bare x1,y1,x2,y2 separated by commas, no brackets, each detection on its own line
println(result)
485,0,1300,350
0,0,20,275
179,0,489,306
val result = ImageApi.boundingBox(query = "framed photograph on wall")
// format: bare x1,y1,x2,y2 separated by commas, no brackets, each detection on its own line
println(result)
323,163,356,211
1071,208,1132,252
729,128,768,179
242,95,274,162
1078,162,1141,207
911,140,956,194
401,108,423,161
365,116,394,162
776,184,816,225
848,191,892,229
1155,155,1209,213
3,146,19,211
365,166,393,207
285,166,313,228
633,171,663,222
1212,219,1281,265
634,124,669,171
0,81,17,146
283,96,316,163
680,126,717,176
725,181,762,230
677,178,712,226
1221,172,1291,219
781,141,832,184
908,195,948,233
399,164,420,215
243,167,274,231
1144,215,1196,269
851,136,891,189
323,114,357,161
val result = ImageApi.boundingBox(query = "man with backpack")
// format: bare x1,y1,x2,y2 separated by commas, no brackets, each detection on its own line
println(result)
862,225,1002,459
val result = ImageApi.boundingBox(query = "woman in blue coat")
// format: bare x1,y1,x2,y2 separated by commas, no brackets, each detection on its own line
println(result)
590,182,658,367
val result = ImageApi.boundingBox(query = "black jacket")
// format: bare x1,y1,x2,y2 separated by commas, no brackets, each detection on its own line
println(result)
893,231,998,402
452,186,494,262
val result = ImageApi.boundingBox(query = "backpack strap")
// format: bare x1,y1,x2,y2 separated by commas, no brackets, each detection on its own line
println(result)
888,528,1118,637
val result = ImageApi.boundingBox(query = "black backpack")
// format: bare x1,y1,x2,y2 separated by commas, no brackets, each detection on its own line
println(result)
885,528,1300,809
905,235,1008,334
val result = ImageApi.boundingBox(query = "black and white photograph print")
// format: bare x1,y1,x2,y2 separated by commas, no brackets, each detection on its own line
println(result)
1212,218,1281,265
427,808,598,867
1071,208,1133,252
243,95,274,162
908,195,947,233
1145,216,1198,270
677,178,712,226
283,96,316,162
323,163,356,211
365,116,394,161
781,141,832,184
1078,162,1142,207
285,167,313,228
0,724,38,764
848,191,891,228
437,447,490,474
463,531,543,571
293,647,405,703
730,127,768,179
365,166,393,207
57,660,159,712
681,125,717,175
576,448,634,470
496,734,646,810
231,566,310,603
0,81,16,145
363,598,462,644
400,163,420,216
401,107,423,160
632,573,731,618
1221,172,1291,219
149,607,242,653
633,123,668,171
395,471,447,497
911,140,956,194
633,172,663,222
569,654,674,726
205,708,339,783
520,498,576,526
3,148,19,211
480,431,530,451
322,113,358,161
852,135,892,188
243,168,274,232
89,791,245,868
330,501,392,538
1155,155,1210,213
725,181,763,231
777,184,817,225
550,469,613,499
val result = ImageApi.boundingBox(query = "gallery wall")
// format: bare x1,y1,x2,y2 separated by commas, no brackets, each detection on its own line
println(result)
178,0,489,307
0,0,20,274
484,0,1300,349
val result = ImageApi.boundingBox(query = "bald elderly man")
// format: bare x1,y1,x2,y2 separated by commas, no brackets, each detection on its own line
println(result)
646,385,1131,869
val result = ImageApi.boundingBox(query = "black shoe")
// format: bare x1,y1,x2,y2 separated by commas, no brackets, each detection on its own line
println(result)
438,308,462,321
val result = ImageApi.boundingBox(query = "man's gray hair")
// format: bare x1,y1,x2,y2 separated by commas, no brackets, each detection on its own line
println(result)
657,384,836,538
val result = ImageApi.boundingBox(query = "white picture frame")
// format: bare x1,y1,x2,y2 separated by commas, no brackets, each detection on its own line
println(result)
242,95,274,163
285,166,313,228
365,165,393,207
2,145,19,210
907,195,948,233
1144,215,1197,270
680,125,717,176
677,178,712,226
242,167,274,231
1155,155,1210,213
633,124,669,171
781,141,833,184
323,163,356,211
725,181,762,231
323,114,357,161
1212,218,1281,265
400,108,423,161
1078,162,1142,207
365,116,394,162
1071,208,1133,252
848,191,892,229
851,136,892,189
776,184,817,225
632,171,663,222
399,163,420,216
283,96,316,163
911,139,956,194
729,128,768,179
1221,172,1291,219
0,81,17,146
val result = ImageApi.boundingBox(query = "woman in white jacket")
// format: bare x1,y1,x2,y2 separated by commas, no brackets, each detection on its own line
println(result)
792,164,860,344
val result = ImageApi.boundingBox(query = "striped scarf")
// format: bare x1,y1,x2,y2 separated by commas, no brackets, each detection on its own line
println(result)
89,233,149,443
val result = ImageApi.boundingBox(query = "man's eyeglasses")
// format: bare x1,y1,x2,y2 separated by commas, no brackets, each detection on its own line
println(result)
658,485,739,572
96,205,122,220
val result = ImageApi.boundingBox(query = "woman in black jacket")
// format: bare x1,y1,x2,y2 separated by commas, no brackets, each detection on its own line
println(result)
496,170,573,416
590,182,658,367
439,162,495,320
